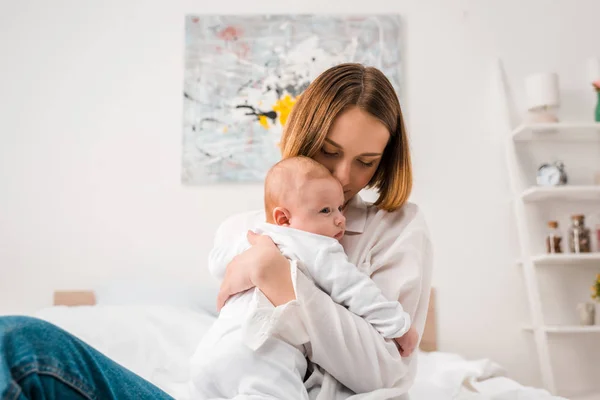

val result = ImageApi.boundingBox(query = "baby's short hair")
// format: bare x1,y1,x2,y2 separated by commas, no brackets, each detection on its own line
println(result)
264,156,334,222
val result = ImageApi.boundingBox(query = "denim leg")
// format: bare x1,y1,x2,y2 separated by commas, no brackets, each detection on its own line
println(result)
0,316,175,400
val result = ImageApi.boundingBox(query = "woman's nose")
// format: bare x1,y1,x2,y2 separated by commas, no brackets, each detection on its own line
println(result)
332,162,351,187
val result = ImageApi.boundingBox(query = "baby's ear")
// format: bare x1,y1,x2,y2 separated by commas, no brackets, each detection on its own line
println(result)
273,207,291,226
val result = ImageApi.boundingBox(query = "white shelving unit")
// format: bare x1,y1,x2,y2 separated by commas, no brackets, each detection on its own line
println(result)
523,325,600,333
530,253,600,266
517,253,600,268
521,186,600,202
505,122,600,398
573,393,600,400
512,122,600,142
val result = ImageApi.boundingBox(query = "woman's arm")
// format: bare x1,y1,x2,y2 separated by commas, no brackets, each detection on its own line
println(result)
214,207,433,393
309,243,411,340
299,230,431,392
217,232,297,310
212,212,297,310
256,210,433,393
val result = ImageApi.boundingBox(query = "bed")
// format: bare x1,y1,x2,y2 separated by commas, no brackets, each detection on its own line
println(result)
30,284,566,400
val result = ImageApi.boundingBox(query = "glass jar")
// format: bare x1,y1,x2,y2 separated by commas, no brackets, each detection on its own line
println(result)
568,214,591,253
545,220,562,254
595,90,600,122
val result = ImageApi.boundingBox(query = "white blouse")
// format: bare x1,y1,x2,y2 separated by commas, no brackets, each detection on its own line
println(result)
210,194,434,400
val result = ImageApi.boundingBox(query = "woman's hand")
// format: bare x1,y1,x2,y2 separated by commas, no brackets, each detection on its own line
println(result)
216,231,295,311
393,326,419,357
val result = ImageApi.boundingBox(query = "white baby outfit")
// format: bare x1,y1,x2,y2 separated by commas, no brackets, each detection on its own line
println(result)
189,222,411,400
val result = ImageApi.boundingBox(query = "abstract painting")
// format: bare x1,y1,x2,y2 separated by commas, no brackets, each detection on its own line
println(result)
182,15,402,185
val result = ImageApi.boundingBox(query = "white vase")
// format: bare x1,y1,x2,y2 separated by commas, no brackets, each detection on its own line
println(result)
576,302,596,325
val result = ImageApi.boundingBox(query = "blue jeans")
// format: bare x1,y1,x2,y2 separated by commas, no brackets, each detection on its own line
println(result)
0,316,174,400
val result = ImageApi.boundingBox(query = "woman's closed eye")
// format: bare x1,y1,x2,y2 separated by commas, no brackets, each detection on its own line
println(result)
320,148,338,157
321,148,376,167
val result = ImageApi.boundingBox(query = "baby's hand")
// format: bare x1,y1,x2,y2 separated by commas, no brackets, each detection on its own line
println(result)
393,326,419,357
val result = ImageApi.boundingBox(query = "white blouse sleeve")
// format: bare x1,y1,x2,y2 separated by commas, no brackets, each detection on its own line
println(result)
207,211,259,281
210,207,434,394
276,208,434,393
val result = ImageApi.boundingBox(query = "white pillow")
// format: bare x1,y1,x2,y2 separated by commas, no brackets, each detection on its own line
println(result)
94,279,220,316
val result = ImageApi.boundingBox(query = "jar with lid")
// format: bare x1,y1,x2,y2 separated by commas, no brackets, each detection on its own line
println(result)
545,221,562,253
594,213,600,252
568,214,591,253
596,222,600,252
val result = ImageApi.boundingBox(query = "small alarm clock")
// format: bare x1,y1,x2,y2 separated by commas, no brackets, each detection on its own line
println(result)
537,161,568,186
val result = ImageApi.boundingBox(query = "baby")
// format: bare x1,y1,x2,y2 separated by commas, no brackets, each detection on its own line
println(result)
189,156,417,399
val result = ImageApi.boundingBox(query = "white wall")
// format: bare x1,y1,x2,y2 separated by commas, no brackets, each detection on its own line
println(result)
2,0,600,390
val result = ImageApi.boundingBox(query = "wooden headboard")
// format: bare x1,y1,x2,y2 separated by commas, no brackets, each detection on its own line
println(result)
53,288,438,351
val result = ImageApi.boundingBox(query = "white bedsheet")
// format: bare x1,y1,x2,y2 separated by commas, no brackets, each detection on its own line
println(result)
32,305,567,400
412,351,567,400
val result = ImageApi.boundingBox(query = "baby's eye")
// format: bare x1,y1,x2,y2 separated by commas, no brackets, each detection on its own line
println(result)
338,206,343,212
320,207,331,214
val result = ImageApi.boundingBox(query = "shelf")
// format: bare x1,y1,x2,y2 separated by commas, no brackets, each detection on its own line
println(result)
523,325,600,333
530,253,600,266
572,393,600,400
521,185,600,202
512,122,600,142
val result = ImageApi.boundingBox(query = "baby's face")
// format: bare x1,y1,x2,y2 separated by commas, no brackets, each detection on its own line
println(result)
288,178,346,241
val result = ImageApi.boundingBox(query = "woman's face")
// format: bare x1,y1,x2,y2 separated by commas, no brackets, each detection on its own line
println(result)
312,106,390,204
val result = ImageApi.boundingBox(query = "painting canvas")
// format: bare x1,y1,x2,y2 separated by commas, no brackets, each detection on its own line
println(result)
182,15,402,185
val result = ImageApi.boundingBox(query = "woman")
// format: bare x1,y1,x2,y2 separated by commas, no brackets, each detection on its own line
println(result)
0,63,432,400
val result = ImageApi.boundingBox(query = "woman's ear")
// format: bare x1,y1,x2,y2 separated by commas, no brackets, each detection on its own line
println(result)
273,207,291,226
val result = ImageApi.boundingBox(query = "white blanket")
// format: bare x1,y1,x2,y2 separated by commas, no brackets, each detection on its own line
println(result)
412,351,568,400
31,305,567,400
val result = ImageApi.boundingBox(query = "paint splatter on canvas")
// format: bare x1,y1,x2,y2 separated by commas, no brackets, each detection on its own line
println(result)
182,15,402,184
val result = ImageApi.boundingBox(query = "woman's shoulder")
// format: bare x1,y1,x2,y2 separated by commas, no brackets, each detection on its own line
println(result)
361,200,433,294
365,200,430,237
216,209,266,236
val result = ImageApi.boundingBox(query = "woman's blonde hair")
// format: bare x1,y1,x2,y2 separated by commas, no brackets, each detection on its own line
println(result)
279,63,412,212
